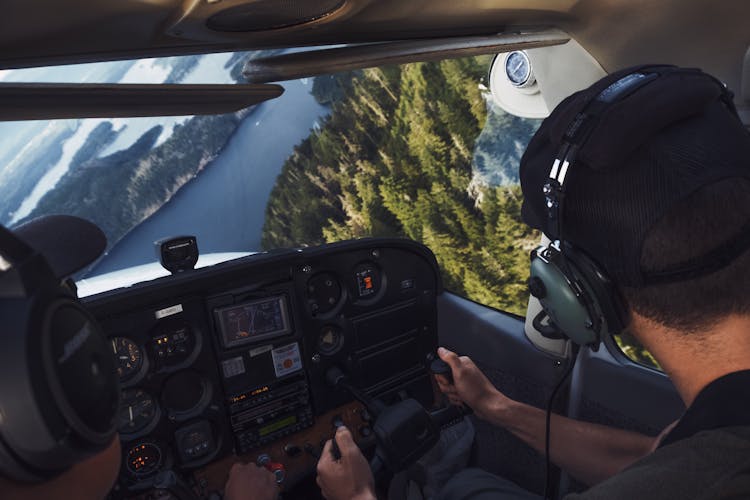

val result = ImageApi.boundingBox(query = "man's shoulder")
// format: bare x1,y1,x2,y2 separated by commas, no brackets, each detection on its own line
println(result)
564,426,750,500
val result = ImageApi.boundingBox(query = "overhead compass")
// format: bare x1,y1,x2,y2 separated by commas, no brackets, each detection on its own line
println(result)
504,51,534,88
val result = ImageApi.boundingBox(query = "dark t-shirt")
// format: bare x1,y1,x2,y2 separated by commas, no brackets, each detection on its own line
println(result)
565,426,750,500
567,370,750,500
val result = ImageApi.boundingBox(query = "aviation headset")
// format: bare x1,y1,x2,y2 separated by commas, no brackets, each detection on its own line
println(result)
526,65,740,347
0,223,119,482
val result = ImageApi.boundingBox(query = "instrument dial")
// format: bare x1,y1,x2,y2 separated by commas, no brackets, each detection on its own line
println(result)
111,337,143,381
118,388,159,436
505,51,534,87
317,325,343,356
126,442,163,477
150,323,198,370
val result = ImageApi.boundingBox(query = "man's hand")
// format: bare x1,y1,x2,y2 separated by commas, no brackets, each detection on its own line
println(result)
316,426,376,500
435,346,511,421
224,462,279,500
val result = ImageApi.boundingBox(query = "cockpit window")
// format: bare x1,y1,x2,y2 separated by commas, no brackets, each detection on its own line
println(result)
262,56,542,316
0,53,540,317
0,52,659,370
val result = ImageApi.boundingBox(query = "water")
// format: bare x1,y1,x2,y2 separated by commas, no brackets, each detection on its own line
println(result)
89,78,329,275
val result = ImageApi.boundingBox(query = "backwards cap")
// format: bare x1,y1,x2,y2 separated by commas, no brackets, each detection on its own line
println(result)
520,65,750,287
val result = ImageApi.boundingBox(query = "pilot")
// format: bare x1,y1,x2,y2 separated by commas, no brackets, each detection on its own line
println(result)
316,65,750,499
0,215,279,500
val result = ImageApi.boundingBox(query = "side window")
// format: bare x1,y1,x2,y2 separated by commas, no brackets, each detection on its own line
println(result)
261,56,541,316
614,333,661,370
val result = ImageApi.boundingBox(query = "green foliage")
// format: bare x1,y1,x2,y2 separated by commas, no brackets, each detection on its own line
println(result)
615,333,661,369
262,58,539,315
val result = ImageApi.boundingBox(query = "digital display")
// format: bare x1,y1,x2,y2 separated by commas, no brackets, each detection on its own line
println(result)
356,268,376,297
259,415,297,437
216,296,291,348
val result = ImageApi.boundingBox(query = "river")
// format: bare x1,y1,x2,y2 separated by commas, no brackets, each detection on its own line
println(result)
89,78,329,275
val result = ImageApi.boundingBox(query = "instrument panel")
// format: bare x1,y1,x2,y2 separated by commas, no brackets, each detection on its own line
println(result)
86,239,441,498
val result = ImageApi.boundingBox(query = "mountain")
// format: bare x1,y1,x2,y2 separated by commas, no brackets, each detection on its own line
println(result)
0,50,275,250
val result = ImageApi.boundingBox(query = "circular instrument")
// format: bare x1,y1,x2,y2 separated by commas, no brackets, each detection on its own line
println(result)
150,322,198,369
317,325,343,356
125,442,163,477
307,272,343,316
162,371,211,420
505,51,534,88
111,337,144,381
118,388,159,436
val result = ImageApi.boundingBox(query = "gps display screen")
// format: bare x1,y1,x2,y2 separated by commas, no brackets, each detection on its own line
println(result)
216,296,291,348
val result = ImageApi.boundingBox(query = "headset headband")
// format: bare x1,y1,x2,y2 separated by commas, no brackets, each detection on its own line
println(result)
542,66,747,285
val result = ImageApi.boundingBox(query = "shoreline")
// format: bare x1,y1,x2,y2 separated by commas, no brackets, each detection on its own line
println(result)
82,104,264,278
83,79,329,278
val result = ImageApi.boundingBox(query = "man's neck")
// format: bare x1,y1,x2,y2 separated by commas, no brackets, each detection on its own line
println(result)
631,313,750,407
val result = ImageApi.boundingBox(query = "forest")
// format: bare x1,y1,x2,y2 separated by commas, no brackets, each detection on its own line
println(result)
261,56,657,368
262,57,540,316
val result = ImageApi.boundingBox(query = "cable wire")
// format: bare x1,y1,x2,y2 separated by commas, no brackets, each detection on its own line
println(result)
543,345,579,500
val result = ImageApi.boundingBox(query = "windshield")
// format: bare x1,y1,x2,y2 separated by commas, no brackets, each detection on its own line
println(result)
0,52,540,314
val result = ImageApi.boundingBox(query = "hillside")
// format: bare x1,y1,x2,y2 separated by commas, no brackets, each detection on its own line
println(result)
24,112,242,247
262,57,540,315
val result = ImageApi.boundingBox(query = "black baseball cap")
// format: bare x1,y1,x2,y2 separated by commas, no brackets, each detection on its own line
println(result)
11,214,106,279
520,65,750,287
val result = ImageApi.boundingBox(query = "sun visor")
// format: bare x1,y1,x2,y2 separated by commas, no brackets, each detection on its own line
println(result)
0,83,284,121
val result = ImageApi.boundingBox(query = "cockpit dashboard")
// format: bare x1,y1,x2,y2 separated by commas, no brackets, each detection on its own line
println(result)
85,238,442,498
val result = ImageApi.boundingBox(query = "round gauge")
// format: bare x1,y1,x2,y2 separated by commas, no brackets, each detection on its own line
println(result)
162,371,211,421
307,272,343,316
126,442,163,477
118,388,159,436
111,337,143,381
505,51,533,88
317,325,343,356
150,323,198,370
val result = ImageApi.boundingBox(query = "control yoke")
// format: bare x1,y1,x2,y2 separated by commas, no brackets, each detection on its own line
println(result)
325,364,469,475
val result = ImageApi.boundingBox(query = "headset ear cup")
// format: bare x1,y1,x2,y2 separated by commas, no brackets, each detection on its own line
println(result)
0,287,118,482
564,245,629,337
529,245,599,346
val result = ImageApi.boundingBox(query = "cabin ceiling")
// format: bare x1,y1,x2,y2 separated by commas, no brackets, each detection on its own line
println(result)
2,0,750,101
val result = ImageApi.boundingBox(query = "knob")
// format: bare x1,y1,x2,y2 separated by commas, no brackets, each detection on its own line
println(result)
271,467,286,484
331,415,344,429
256,454,286,484
430,358,453,384
359,425,372,438
528,276,547,299
359,408,372,423
283,444,302,457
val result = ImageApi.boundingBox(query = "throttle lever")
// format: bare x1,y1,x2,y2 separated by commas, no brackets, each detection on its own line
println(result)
430,356,474,418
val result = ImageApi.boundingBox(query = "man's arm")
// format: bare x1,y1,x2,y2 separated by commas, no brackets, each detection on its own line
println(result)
436,347,657,487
